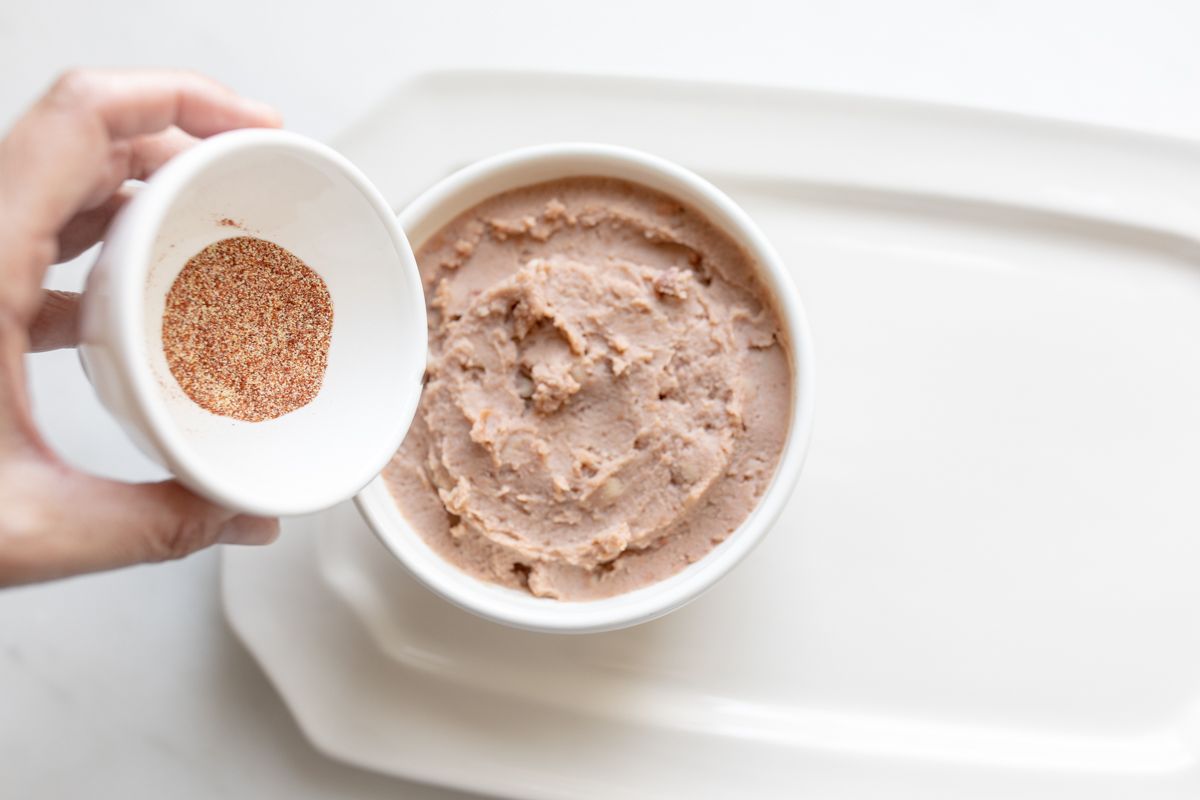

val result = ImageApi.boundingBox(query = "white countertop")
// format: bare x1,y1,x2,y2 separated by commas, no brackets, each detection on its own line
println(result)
3,2,1199,797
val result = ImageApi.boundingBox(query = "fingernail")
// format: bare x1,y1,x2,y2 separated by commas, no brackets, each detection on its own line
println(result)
217,515,280,546
241,98,283,127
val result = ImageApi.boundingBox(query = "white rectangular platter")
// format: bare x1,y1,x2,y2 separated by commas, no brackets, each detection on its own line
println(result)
224,71,1200,799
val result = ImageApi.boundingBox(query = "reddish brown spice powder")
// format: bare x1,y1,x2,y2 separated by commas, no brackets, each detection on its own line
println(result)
162,236,333,422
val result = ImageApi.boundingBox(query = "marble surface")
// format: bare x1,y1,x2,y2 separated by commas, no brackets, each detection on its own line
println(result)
2,1,1199,797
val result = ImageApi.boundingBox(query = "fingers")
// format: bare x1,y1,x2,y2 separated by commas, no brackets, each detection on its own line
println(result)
28,127,201,352
55,126,197,257
126,126,201,178
0,461,279,586
0,68,281,294
81,126,203,214
30,126,198,352
42,68,281,140
27,291,80,352
86,478,280,561
83,476,280,567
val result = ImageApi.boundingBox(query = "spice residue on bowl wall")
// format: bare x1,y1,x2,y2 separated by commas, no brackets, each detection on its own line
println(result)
162,236,333,422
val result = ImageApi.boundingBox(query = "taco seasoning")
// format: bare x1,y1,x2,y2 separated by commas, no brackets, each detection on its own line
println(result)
162,236,333,422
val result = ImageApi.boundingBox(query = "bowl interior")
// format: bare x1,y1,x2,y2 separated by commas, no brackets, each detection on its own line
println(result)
138,139,426,515
358,144,814,633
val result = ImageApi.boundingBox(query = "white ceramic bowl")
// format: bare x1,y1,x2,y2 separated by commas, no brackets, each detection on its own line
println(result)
79,129,427,517
356,143,815,633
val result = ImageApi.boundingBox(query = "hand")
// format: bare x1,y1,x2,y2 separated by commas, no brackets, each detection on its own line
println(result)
0,69,283,587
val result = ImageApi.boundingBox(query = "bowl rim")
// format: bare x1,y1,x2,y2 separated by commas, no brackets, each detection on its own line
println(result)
356,142,815,633
99,128,427,517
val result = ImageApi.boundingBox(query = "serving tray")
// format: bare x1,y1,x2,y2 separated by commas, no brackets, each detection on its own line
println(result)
224,71,1200,799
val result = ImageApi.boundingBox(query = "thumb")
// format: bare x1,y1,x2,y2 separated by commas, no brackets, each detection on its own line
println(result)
0,463,278,586
80,476,280,564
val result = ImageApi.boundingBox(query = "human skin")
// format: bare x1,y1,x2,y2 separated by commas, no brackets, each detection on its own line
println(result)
0,69,283,587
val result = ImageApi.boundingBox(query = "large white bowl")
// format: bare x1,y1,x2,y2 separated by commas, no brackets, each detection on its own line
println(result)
356,143,815,633
79,129,427,517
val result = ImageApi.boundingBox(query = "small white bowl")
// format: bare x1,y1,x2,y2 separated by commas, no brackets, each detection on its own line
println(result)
355,143,816,633
79,130,427,517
